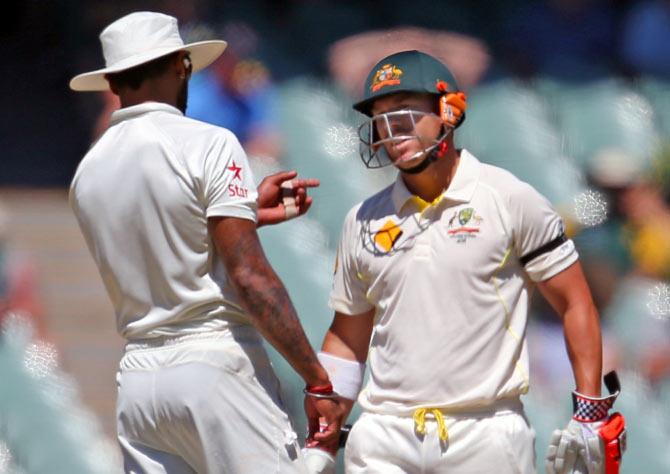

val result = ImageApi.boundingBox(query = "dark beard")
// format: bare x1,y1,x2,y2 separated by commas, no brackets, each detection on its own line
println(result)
177,80,188,113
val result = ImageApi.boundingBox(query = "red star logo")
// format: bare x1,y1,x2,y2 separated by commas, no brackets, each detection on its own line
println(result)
227,161,242,181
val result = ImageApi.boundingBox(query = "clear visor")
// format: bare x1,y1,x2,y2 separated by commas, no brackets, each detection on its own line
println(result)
357,110,446,169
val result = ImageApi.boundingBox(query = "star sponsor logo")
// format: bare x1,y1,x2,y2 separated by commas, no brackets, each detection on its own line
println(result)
447,207,483,243
226,160,249,197
228,184,249,198
227,161,243,181
226,161,249,197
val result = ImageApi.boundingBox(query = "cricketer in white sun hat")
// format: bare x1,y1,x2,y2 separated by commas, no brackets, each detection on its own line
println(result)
69,11,227,91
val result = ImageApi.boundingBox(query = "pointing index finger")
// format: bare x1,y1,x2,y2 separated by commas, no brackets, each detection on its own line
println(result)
291,178,320,189
263,170,298,186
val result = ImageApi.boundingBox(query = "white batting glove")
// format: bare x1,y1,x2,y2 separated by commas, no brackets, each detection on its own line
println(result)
545,372,626,474
546,419,604,474
546,425,580,473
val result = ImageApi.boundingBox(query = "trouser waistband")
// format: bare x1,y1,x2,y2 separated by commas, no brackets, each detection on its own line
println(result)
124,325,260,352
409,398,524,442
367,397,524,419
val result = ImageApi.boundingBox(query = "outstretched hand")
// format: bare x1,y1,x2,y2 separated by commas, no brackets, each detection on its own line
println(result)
256,170,320,227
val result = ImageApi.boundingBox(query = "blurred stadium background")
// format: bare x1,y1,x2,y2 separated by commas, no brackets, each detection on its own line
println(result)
1,0,670,472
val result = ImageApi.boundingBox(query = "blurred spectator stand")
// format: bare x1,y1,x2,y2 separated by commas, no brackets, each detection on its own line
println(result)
186,21,283,164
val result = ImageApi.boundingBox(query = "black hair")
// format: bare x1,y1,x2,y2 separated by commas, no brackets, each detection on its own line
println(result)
106,51,181,91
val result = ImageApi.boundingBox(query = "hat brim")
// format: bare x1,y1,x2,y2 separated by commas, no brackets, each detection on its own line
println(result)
69,40,227,91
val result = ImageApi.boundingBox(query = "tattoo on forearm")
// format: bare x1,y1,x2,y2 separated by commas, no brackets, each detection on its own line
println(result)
217,221,320,380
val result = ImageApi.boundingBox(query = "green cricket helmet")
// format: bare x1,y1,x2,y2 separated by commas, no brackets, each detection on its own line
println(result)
353,50,461,116
354,50,465,172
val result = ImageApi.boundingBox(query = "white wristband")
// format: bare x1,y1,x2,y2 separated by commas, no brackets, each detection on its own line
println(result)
317,352,365,401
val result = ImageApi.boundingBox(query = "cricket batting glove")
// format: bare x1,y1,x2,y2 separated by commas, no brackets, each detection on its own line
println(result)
545,371,626,474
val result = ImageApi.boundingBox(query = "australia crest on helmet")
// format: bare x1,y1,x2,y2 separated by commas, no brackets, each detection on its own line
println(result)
371,64,403,92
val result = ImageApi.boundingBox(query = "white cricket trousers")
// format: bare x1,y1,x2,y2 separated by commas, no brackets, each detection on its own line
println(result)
116,327,309,474
344,400,536,474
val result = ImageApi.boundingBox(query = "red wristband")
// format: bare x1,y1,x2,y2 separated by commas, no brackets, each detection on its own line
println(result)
305,383,334,394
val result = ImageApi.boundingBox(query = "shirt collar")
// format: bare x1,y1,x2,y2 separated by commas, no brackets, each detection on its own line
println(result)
391,149,481,213
109,101,183,127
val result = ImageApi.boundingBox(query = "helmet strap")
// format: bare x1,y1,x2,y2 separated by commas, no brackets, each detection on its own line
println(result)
399,127,451,175
399,152,437,175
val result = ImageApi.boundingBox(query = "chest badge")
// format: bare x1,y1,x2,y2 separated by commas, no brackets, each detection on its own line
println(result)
448,207,483,243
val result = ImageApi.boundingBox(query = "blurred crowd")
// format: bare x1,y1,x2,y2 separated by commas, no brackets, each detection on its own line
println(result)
0,205,44,337
1,0,670,471
4,0,670,184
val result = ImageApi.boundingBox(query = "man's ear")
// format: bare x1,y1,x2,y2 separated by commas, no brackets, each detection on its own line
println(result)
176,52,192,78
182,55,192,70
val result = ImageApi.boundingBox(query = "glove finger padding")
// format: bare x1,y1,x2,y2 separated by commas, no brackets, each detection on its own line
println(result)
566,419,604,474
572,455,590,474
545,429,579,474
583,428,604,474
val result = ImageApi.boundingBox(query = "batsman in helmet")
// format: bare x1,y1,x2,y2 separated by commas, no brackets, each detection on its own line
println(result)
309,50,626,474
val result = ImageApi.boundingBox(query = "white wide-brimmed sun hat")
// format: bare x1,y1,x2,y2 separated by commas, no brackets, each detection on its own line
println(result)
70,11,227,92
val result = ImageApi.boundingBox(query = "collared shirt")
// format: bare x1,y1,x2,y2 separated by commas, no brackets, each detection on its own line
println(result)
330,149,577,415
70,102,258,340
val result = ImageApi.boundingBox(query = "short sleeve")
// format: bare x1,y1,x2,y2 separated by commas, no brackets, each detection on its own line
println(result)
510,182,578,282
203,131,258,221
329,206,374,315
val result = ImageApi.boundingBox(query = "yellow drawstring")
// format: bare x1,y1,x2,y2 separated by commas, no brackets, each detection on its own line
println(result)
413,408,449,442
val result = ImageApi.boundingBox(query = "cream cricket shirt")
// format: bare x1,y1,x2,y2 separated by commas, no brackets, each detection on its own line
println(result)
70,102,258,340
330,150,578,415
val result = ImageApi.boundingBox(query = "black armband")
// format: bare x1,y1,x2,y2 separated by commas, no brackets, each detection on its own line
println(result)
519,233,567,266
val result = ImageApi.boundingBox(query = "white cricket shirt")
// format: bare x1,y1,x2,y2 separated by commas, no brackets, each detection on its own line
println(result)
70,102,258,340
330,150,578,415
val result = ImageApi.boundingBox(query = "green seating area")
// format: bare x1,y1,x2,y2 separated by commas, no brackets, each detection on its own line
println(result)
0,318,119,473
